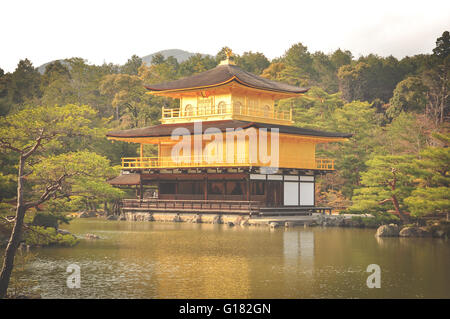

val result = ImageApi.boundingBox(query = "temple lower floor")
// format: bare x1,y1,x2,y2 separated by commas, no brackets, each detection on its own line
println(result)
110,167,327,208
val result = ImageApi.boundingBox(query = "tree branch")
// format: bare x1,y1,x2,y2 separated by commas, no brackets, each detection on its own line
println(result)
378,198,392,205
24,173,70,209
22,129,44,159
0,138,22,153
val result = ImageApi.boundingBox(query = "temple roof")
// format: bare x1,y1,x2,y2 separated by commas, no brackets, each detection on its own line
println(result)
107,120,352,139
108,173,140,185
144,64,309,94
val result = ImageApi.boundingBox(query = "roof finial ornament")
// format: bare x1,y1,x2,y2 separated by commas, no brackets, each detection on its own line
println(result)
220,47,236,65
225,48,233,59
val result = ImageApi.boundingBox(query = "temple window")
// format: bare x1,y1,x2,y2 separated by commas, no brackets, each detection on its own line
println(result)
198,97,213,115
217,101,226,114
233,101,243,114
264,105,271,117
247,98,258,116
184,104,193,116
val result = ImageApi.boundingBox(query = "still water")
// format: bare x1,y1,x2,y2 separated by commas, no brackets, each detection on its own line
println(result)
11,219,450,298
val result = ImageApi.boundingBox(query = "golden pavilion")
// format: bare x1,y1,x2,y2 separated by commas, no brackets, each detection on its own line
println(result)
107,51,350,215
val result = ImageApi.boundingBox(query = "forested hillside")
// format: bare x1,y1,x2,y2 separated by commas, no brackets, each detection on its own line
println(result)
0,31,448,220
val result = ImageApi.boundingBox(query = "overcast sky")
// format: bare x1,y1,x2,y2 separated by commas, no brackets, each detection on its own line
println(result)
1,0,449,72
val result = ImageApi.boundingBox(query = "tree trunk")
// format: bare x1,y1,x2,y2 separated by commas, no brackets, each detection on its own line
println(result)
392,195,409,224
389,172,409,224
0,156,26,298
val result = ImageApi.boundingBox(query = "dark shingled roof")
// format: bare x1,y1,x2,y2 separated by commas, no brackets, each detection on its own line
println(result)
107,120,352,139
108,174,140,185
145,64,309,94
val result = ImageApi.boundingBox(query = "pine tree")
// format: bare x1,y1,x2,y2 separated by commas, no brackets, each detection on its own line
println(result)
350,155,415,222
405,133,450,218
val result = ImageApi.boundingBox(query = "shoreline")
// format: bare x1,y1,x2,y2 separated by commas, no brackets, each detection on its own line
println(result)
84,211,449,238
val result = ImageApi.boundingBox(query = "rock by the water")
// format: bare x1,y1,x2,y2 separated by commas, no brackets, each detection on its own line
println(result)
79,211,97,218
212,215,223,224
85,233,100,240
106,215,118,220
95,210,106,217
190,214,202,223
433,229,445,238
429,222,449,238
269,222,281,229
240,218,250,227
57,229,71,235
375,224,399,237
399,227,431,237
285,221,295,228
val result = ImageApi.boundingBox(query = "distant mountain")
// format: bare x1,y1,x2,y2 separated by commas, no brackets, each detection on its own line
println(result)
37,59,69,74
141,49,211,65
36,49,211,74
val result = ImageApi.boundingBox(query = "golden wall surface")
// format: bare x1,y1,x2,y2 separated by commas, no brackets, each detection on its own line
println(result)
118,130,336,170
162,88,291,125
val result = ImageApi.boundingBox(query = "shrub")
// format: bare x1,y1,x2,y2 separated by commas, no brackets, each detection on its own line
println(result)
351,213,400,228
31,212,71,229
23,226,78,247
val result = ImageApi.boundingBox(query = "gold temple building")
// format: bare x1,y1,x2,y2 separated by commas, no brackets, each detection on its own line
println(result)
107,52,350,216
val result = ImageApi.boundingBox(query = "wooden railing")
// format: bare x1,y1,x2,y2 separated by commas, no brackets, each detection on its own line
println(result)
122,156,250,169
315,158,334,170
121,156,335,170
121,199,262,215
161,108,180,118
161,102,292,123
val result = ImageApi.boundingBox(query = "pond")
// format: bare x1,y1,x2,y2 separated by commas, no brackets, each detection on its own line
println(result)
7,219,450,298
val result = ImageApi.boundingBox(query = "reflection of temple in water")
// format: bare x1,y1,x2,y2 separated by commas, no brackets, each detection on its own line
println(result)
115,224,257,298
281,230,315,296
114,224,319,298
284,230,315,270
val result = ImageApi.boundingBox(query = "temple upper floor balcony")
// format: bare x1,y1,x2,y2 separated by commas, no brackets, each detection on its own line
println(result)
161,101,293,125
121,156,335,171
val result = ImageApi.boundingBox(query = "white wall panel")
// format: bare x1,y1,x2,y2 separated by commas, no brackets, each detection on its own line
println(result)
284,182,299,206
299,182,314,206
250,174,266,180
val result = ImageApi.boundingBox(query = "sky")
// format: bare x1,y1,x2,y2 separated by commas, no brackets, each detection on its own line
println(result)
1,0,449,72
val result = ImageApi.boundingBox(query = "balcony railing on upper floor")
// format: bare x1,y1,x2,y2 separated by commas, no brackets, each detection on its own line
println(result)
121,156,334,170
161,102,292,124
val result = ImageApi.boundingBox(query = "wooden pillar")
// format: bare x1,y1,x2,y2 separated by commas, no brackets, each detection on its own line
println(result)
139,174,143,200
175,177,178,200
156,175,160,199
158,141,161,165
246,176,250,201
223,180,226,200
204,175,208,201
